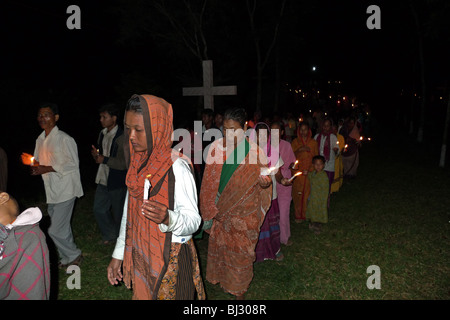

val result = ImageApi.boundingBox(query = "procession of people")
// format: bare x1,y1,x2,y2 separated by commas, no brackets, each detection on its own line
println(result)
0,93,367,300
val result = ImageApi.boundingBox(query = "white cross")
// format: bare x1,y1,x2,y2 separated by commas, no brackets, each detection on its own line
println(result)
182,60,237,111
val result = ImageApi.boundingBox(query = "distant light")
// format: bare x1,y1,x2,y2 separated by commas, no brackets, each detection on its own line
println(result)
312,66,316,71
343,96,346,101
440,96,443,100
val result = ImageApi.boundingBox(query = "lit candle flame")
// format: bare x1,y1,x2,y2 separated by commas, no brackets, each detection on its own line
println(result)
21,152,37,166
288,172,302,183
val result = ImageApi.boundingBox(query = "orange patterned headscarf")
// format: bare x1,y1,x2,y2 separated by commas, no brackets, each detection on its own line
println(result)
123,94,176,299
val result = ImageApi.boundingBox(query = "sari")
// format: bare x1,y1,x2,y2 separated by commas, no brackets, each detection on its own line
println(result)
342,122,360,178
290,128,318,221
123,94,204,300
250,122,282,262
200,137,272,296
330,133,345,193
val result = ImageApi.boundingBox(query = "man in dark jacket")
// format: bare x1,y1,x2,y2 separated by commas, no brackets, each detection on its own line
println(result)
91,104,128,245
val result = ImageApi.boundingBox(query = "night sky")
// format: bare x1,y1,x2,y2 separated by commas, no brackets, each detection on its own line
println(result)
1,0,449,196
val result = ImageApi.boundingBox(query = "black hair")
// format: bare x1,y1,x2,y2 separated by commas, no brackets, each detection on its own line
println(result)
99,103,120,118
312,155,326,164
254,123,268,132
322,117,333,126
125,96,143,114
270,121,284,129
39,102,59,115
299,121,310,129
201,108,214,118
223,107,247,129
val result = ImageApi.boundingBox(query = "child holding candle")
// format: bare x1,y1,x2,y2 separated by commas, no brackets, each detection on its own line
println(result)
306,155,329,234
0,192,50,299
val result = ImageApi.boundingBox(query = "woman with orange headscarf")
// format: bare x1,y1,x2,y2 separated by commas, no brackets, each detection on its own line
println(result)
291,122,319,223
107,94,205,300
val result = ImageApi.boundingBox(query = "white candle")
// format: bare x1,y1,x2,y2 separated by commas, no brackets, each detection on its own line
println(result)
260,166,277,176
144,174,152,200
288,172,302,183
291,160,299,169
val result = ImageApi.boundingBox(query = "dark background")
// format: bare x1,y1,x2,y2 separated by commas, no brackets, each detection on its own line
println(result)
1,0,449,200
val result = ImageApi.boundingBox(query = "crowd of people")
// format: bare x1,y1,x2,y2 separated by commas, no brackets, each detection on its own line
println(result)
0,94,366,300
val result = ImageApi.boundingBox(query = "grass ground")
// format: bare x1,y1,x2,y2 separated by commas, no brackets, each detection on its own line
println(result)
20,130,450,300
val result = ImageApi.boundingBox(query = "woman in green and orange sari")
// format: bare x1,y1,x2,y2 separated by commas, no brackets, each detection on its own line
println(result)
200,107,272,300
291,122,319,223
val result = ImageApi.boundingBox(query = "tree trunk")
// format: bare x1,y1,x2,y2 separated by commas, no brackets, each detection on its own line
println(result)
256,66,263,113
439,92,450,167
410,2,426,143
274,45,280,113
416,35,426,143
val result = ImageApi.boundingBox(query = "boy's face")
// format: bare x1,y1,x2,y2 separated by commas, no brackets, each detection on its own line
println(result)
99,111,117,130
214,114,223,126
0,193,19,226
313,159,325,172
202,114,213,126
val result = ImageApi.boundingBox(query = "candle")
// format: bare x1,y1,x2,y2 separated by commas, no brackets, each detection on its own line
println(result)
291,160,299,169
288,172,302,183
260,166,277,176
21,152,38,166
143,174,152,200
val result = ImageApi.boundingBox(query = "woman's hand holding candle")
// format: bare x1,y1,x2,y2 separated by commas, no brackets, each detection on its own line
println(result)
141,200,169,226
258,175,272,189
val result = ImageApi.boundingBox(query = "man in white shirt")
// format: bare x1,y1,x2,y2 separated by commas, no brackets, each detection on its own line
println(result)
91,104,127,245
32,103,83,268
